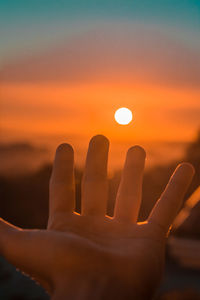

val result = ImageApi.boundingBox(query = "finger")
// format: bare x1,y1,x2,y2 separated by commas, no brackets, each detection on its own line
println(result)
82,135,109,216
148,163,194,233
49,143,75,222
114,146,146,223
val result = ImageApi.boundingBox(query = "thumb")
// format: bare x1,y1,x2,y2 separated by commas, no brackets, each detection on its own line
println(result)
0,218,52,291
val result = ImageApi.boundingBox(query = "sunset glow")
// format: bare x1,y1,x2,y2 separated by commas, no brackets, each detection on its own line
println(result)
0,0,200,170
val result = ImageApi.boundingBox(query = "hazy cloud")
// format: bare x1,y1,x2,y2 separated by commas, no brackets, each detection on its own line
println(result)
1,24,200,89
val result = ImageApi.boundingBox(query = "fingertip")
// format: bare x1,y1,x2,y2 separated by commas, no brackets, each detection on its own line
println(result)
89,134,110,148
127,145,146,159
56,143,74,158
177,162,195,173
175,162,195,181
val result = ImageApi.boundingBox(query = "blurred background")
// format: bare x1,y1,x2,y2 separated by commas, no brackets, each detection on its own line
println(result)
0,0,200,299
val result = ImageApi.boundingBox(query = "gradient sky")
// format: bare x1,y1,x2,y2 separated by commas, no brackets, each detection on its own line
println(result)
0,0,200,168
1,0,200,60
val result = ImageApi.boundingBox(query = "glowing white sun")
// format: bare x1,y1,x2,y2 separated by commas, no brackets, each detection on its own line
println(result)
114,107,133,125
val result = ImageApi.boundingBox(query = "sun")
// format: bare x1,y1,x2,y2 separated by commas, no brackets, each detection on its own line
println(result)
114,107,133,125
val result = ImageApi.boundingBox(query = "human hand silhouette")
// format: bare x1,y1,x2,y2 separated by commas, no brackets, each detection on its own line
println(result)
0,135,194,300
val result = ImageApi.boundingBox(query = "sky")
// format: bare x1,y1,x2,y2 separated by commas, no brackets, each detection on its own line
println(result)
0,0,200,169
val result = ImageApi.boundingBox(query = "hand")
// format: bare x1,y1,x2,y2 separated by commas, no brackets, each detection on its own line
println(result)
0,135,194,300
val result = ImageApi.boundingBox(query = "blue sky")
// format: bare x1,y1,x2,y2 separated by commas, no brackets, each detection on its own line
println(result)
1,0,200,62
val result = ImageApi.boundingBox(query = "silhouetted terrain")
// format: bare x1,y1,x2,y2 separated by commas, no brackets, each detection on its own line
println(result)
0,143,49,177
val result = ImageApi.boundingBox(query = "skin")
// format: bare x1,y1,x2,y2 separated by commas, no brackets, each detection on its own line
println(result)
0,135,195,299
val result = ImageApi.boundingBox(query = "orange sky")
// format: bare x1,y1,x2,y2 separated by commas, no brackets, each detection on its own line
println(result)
1,81,199,141
1,24,200,170
1,81,199,170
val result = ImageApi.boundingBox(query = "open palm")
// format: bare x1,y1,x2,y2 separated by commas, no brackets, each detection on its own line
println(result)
0,135,194,300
